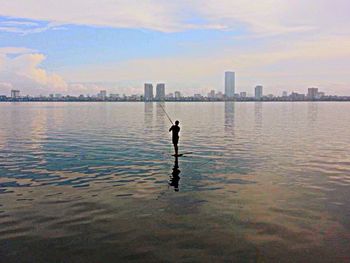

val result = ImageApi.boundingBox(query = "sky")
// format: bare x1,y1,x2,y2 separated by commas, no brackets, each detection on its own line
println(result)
0,0,349,96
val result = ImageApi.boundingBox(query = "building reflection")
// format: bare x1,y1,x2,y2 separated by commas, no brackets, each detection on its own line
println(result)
254,102,263,130
144,102,154,130
307,102,319,124
224,101,235,133
156,102,166,131
169,156,180,192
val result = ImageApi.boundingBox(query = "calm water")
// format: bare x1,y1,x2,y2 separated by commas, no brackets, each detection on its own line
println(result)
0,102,350,262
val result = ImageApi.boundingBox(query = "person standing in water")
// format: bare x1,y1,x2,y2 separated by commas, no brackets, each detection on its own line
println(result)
169,120,180,156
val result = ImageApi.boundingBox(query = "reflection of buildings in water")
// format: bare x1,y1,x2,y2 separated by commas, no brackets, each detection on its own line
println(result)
169,156,180,192
144,102,154,129
156,102,167,130
224,101,235,132
254,102,263,129
307,102,319,124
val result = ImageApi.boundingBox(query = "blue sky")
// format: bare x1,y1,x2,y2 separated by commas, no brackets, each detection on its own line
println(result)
0,0,349,96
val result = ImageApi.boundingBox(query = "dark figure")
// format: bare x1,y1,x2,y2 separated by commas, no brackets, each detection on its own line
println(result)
169,120,180,156
169,156,180,191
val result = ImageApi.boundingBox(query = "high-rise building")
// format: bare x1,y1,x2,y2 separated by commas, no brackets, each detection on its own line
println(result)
98,90,107,100
225,71,235,99
155,83,165,100
174,91,181,99
282,91,288,97
208,90,215,98
308,88,318,99
144,83,154,101
255,85,263,100
11,90,20,99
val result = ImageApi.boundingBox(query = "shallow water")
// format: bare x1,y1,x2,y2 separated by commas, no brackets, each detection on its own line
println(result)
0,102,350,262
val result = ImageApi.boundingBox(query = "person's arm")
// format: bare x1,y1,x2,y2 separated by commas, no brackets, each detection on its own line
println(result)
169,126,173,132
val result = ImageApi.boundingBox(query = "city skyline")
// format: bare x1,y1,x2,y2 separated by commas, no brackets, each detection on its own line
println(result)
0,1,350,96
0,70,345,98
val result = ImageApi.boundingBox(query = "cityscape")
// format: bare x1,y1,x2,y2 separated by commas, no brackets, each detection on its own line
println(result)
1,71,349,102
1,1,350,262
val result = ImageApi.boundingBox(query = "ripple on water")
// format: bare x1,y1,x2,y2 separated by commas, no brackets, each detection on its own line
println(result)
0,102,350,261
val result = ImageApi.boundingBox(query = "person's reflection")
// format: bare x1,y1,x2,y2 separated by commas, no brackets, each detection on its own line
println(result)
169,156,180,191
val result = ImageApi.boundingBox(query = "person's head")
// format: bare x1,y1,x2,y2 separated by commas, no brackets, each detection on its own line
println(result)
175,120,179,126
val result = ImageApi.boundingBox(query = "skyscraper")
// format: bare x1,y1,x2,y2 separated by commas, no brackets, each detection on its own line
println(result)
98,90,107,100
174,91,181,99
307,88,318,99
255,85,263,100
11,90,20,99
155,83,165,100
225,71,235,99
144,83,154,101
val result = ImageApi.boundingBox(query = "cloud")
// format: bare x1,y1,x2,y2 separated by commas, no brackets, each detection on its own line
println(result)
0,0,349,34
0,48,68,95
0,1,349,95
0,19,64,35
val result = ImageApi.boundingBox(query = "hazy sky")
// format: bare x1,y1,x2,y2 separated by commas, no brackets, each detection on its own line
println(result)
0,0,349,96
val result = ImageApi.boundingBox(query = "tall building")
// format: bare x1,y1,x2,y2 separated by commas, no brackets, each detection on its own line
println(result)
255,85,263,100
98,90,107,100
225,71,235,99
144,83,154,101
282,91,288,97
308,88,318,99
155,83,165,100
11,90,20,99
174,91,181,99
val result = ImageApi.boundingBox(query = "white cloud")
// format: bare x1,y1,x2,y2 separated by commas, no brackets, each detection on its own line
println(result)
0,49,68,95
0,1,349,95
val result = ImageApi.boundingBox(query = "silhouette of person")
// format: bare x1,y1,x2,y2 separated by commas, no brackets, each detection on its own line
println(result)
169,120,180,156
169,156,180,191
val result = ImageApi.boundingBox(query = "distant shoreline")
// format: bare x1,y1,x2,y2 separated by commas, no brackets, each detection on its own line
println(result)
1,99,350,103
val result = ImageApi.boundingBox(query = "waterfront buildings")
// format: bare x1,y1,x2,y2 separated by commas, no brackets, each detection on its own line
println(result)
225,71,235,98
208,90,216,98
255,85,263,100
110,94,120,99
144,83,154,101
11,90,20,99
240,92,247,98
98,90,107,100
308,88,318,99
290,92,305,101
174,91,182,99
155,83,165,100
216,92,224,99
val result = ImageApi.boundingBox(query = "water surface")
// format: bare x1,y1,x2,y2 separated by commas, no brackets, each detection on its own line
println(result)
0,102,350,262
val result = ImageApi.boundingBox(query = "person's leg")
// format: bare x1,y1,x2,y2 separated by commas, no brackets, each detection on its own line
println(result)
174,144,178,156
